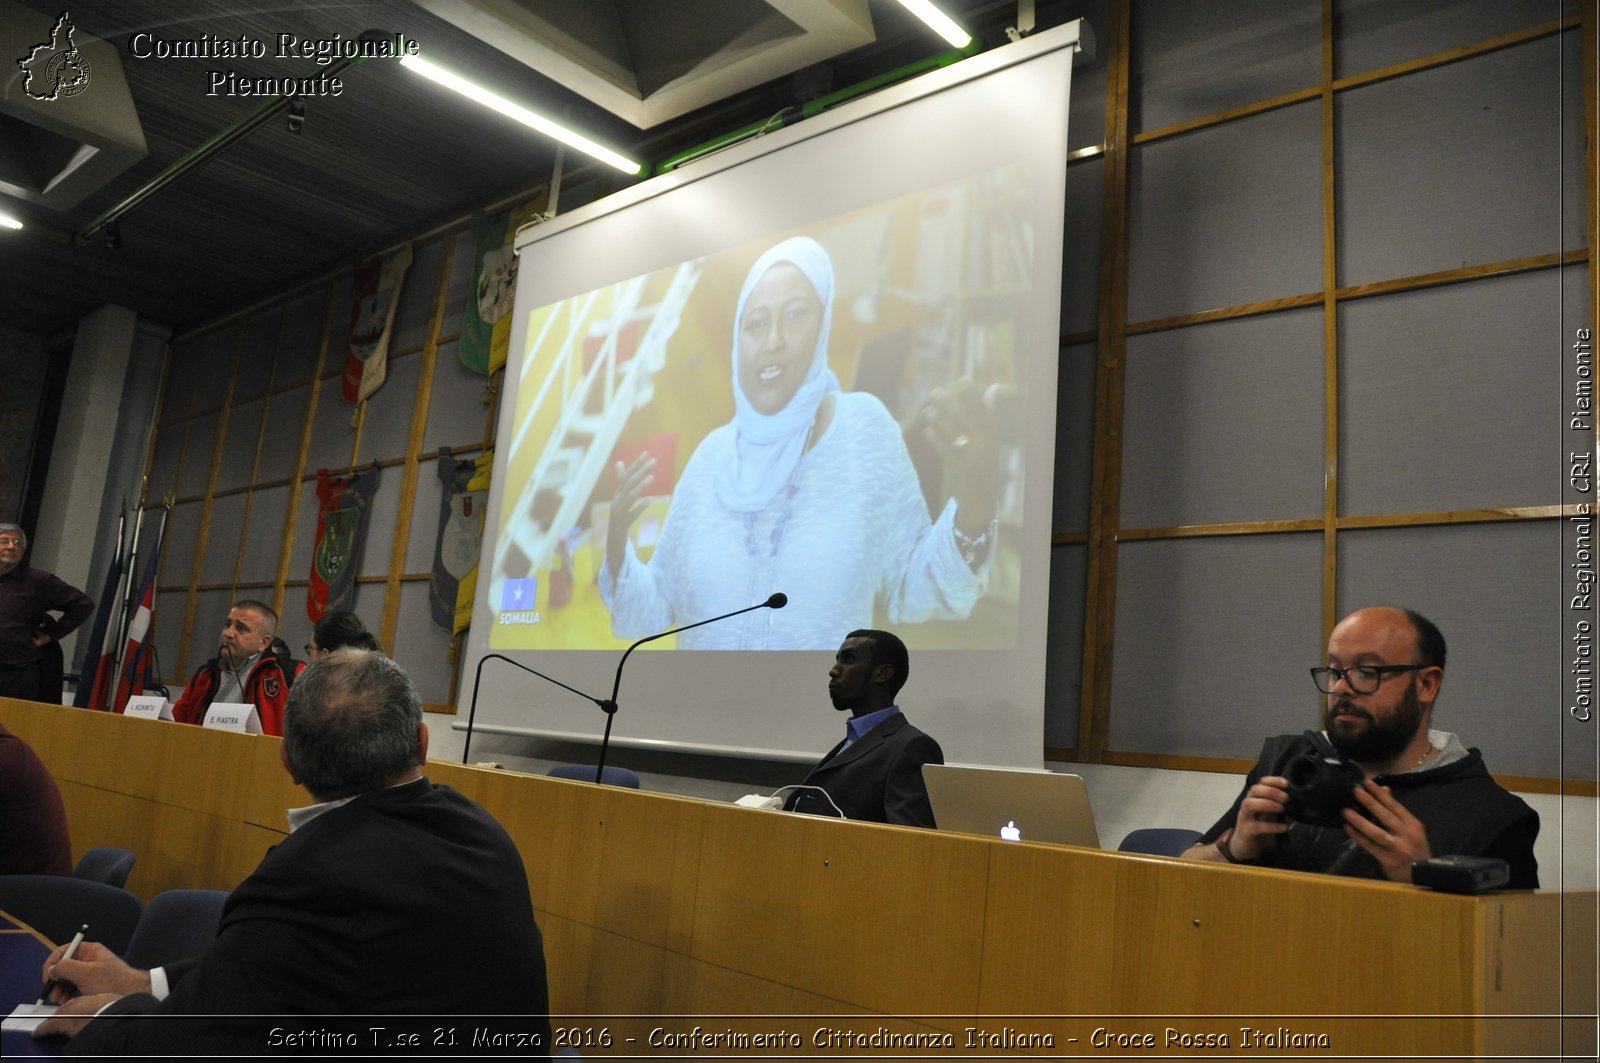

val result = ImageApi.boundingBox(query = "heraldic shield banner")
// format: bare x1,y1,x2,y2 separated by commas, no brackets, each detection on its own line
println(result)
308,465,380,622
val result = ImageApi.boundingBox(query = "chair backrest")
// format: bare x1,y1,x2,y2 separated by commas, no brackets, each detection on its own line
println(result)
1117,827,1204,856
547,764,641,788
72,846,137,889
0,875,144,952
124,889,230,970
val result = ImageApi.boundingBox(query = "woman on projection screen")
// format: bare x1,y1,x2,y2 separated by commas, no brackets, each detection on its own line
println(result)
599,235,1000,650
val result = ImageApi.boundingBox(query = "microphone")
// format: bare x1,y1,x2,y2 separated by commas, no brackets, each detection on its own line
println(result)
463,593,789,784
593,593,790,783
461,653,609,765
219,645,244,693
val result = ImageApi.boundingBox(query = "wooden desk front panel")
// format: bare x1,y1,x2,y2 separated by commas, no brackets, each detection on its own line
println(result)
3,698,1583,1060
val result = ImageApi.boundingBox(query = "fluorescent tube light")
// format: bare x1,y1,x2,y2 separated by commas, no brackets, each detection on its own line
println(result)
400,55,642,176
0,213,22,231
895,0,973,48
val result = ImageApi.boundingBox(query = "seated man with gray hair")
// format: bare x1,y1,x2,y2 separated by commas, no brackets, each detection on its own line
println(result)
38,649,552,1054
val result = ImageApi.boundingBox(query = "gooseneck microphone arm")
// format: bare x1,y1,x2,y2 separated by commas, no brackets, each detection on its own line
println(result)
593,592,788,785
461,653,608,765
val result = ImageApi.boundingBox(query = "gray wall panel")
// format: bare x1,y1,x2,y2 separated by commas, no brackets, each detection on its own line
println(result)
1128,102,1323,322
152,590,186,686
406,455,448,576
1334,0,1579,79
1061,155,1103,338
1044,542,1088,749
1336,35,1585,286
159,500,202,589
1132,0,1320,132
357,471,398,580
388,241,443,355
1052,343,1097,535
216,399,264,492
146,424,183,501
231,313,278,404
176,413,218,499
199,493,247,587
1109,533,1325,757
392,580,455,706
1067,0,1111,152
1122,308,1325,528
239,485,292,585
1339,269,1569,516
287,478,320,588
255,385,311,482
356,354,421,462
425,342,491,450
303,379,357,474
271,289,330,391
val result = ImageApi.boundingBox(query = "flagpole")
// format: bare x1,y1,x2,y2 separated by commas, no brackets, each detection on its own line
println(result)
108,486,147,696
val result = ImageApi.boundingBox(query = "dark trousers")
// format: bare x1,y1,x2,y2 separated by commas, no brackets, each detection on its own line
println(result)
0,661,42,701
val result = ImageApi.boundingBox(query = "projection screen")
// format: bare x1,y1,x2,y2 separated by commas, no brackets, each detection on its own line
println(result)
460,21,1083,768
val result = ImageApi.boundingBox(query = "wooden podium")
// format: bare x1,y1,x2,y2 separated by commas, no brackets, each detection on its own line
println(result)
4,697,1594,1060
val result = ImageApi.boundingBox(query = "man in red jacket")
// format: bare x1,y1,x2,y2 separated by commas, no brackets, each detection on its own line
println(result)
171,600,294,736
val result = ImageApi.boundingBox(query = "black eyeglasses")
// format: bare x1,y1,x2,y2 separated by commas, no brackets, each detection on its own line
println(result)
304,643,316,656
1310,664,1427,694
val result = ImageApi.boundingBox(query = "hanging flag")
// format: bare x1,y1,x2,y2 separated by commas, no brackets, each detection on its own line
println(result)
430,448,487,631
340,244,414,405
308,465,380,622
459,210,512,376
73,507,127,709
459,195,547,377
452,450,494,636
113,507,167,713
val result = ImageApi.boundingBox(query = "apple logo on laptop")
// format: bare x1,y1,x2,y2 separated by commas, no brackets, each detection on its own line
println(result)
999,820,1021,842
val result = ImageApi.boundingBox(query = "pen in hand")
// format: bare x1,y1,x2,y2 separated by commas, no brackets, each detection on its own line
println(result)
37,924,88,1005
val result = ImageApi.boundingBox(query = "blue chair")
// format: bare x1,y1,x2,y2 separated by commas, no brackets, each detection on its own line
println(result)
125,889,229,969
72,846,137,889
0,875,144,953
547,765,641,788
1117,828,1203,856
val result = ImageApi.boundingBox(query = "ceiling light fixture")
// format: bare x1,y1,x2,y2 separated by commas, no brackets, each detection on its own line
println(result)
0,212,22,231
399,55,642,176
895,0,973,48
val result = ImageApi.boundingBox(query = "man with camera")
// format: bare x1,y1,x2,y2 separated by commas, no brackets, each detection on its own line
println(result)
1181,606,1539,888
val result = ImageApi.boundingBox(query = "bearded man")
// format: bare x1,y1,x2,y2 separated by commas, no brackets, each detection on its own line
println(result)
1181,606,1539,888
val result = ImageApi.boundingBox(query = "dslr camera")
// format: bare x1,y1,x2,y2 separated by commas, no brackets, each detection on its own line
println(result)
1281,730,1367,828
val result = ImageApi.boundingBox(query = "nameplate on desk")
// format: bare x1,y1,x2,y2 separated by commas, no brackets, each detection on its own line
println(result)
203,702,261,734
123,695,173,721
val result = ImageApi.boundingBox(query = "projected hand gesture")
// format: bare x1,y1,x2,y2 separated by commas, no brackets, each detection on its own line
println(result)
914,380,1000,540
606,453,656,577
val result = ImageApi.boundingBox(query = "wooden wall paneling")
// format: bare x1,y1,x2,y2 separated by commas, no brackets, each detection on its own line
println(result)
379,237,455,651
175,328,242,677
1078,0,1131,763
231,306,289,592
1330,15,1578,94
271,281,338,620
1320,0,1340,641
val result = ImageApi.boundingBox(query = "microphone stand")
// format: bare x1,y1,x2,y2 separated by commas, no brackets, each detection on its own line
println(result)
464,593,787,785
594,593,786,785
461,653,611,766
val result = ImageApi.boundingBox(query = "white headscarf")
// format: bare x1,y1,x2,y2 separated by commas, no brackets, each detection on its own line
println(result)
712,236,841,512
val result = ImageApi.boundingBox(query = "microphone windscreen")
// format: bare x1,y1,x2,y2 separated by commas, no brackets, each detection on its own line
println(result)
766,592,788,609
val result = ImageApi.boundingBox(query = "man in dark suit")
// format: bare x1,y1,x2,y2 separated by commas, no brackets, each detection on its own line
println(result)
37,649,551,1054
785,629,943,827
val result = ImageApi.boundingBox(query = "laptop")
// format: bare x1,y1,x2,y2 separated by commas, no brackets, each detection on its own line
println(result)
922,764,1100,848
